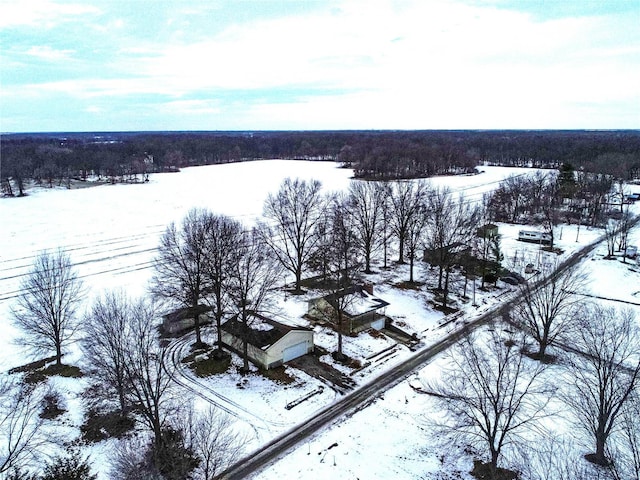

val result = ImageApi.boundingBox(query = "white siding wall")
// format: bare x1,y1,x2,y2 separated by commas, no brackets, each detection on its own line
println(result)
265,330,314,366
221,329,313,370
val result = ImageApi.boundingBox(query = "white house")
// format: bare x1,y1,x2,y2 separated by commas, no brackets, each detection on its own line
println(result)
307,284,390,334
220,314,314,370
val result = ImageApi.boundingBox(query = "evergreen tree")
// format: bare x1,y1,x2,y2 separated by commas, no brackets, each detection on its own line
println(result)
40,452,96,480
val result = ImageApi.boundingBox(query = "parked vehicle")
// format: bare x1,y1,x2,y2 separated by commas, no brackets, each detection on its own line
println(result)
625,245,637,258
500,271,525,285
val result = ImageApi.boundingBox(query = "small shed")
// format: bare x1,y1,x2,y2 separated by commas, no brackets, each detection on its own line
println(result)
220,314,314,370
307,284,390,334
161,305,212,335
476,223,499,238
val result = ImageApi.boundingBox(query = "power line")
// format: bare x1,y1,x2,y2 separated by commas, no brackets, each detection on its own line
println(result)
0,171,545,303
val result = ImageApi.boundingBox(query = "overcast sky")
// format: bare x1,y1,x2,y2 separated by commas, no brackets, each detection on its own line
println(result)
1,0,639,132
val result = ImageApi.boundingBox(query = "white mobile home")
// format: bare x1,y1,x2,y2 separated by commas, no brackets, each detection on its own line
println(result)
518,230,552,244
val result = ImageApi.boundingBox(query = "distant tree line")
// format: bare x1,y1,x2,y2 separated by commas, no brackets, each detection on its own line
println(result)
2,130,639,195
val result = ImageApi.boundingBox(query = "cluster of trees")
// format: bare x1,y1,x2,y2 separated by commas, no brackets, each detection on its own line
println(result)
472,130,640,173
151,210,282,372
485,162,640,265
153,177,495,365
1,141,155,196
3,250,245,479
344,138,478,179
487,171,561,226
3,130,638,196
430,268,640,479
485,164,624,238
517,262,640,476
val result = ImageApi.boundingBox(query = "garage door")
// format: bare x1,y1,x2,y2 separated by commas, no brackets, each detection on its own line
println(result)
283,342,308,362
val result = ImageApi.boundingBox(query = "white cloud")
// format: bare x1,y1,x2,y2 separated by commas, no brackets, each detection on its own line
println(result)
110,1,637,101
25,45,74,60
156,99,221,116
8,78,159,99
0,0,101,29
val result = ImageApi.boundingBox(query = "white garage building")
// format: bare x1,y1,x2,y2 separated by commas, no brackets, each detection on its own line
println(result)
221,313,314,370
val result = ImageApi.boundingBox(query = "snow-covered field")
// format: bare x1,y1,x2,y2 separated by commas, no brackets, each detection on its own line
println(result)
1,160,355,371
1,159,637,478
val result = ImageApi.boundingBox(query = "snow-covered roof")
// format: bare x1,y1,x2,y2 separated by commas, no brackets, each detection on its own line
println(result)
322,285,390,317
222,313,312,349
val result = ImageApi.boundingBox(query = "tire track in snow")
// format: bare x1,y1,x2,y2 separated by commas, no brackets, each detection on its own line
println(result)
0,245,157,281
0,226,166,266
164,333,291,443
0,249,158,302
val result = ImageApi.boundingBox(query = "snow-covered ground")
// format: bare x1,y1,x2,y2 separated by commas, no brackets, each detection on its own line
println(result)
251,319,615,480
1,160,636,478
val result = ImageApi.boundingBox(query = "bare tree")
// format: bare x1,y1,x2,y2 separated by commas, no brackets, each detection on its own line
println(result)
110,429,198,480
428,329,551,478
405,201,428,283
563,306,640,467
475,225,502,289
380,183,393,269
536,171,560,250
617,207,633,261
183,405,247,480
348,181,385,273
203,214,242,355
614,179,627,214
121,299,174,445
575,171,612,227
604,219,618,258
609,392,640,480
323,194,361,360
228,227,283,372
476,195,495,289
262,177,325,293
81,290,133,414
151,208,212,347
515,434,609,480
389,179,429,263
487,174,528,223
305,212,332,283
515,263,587,360
12,249,83,367
110,436,163,480
0,378,45,474
425,188,480,308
